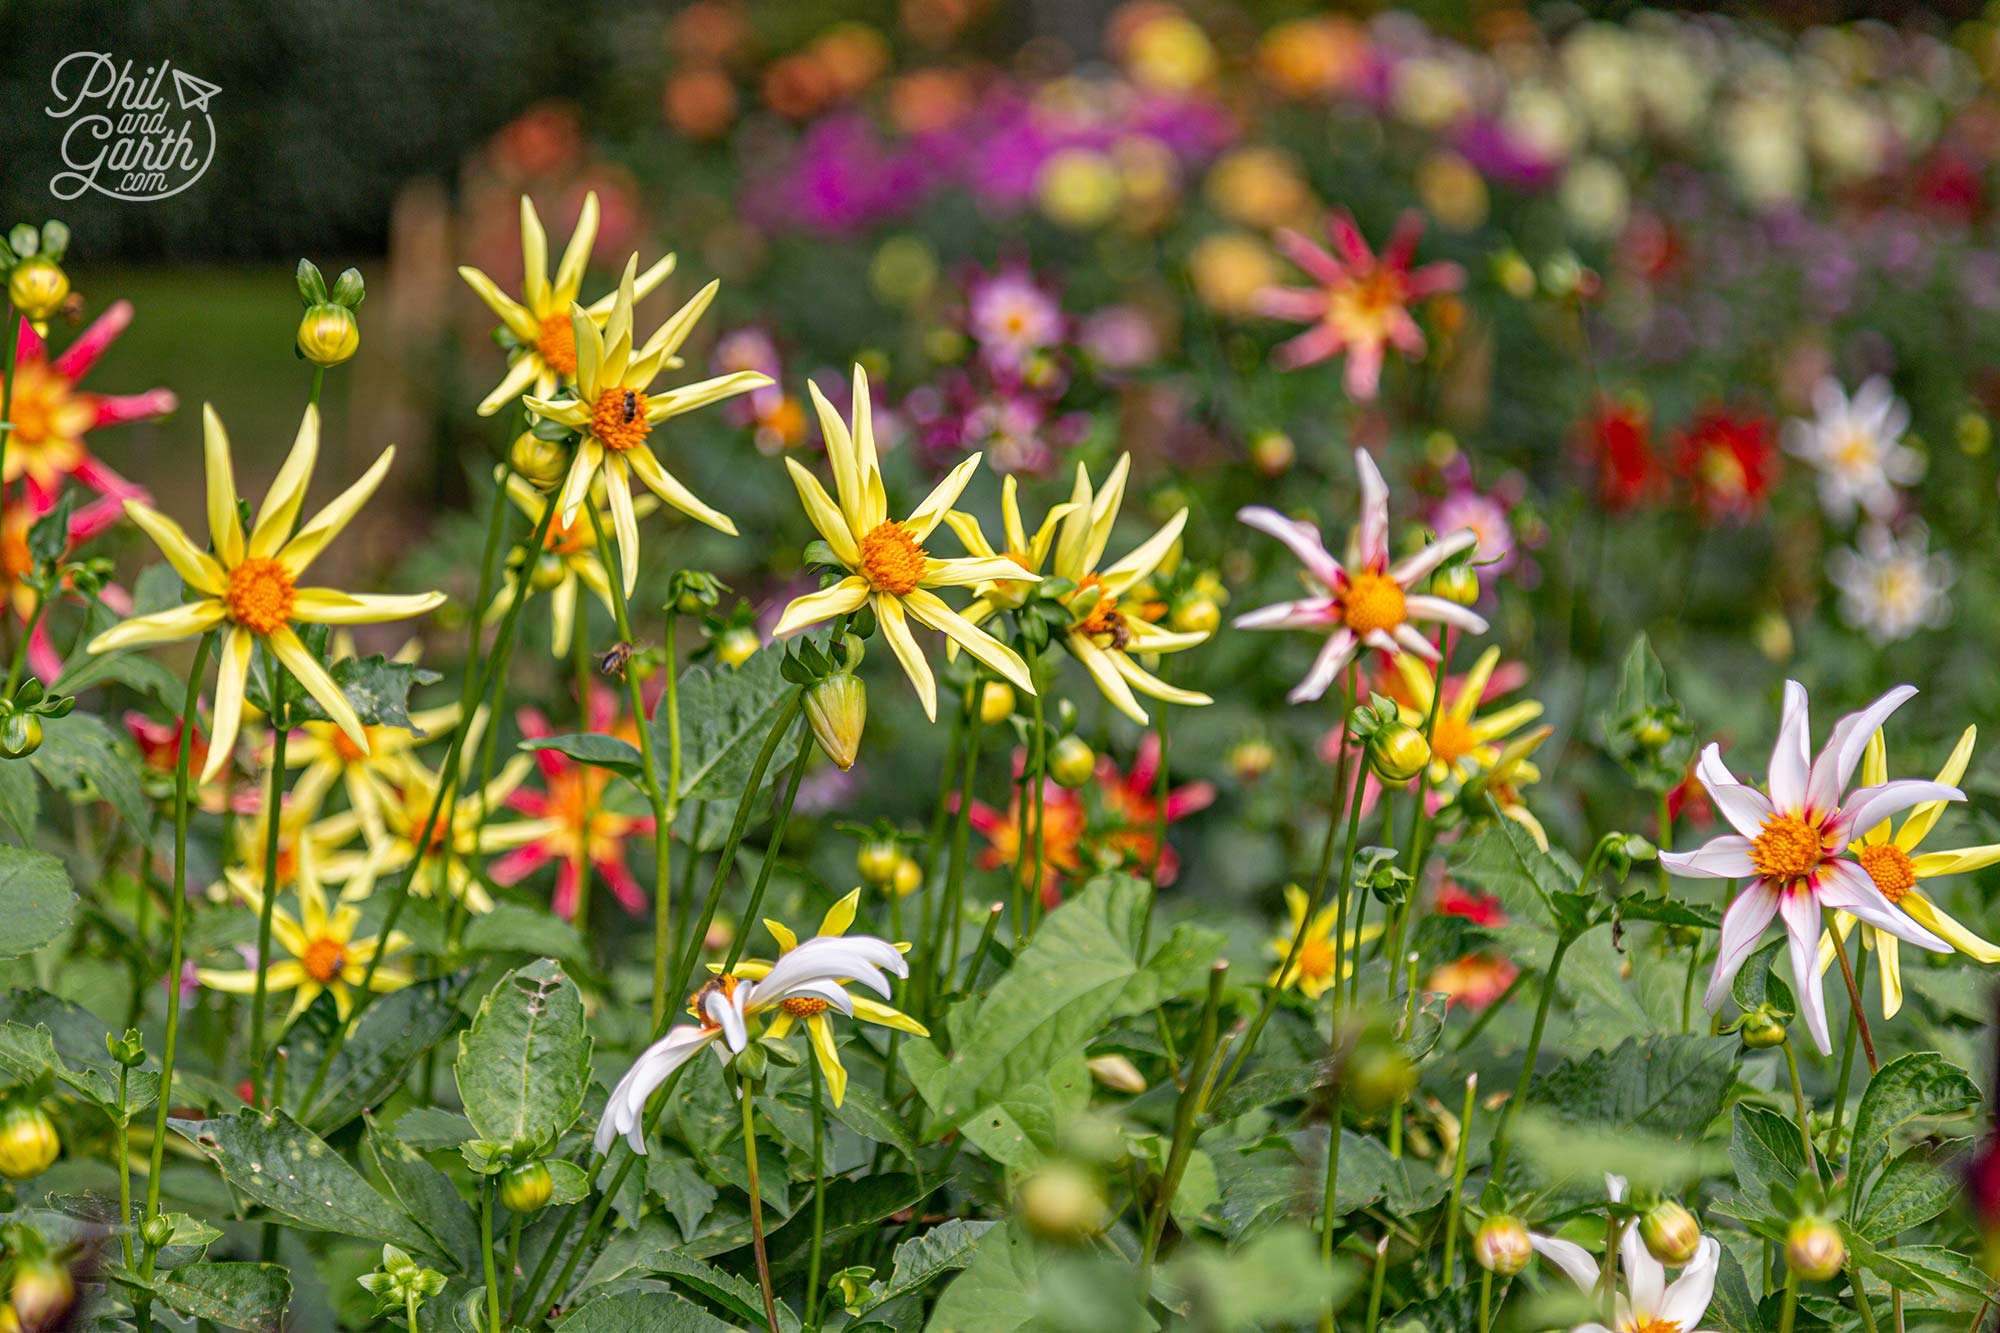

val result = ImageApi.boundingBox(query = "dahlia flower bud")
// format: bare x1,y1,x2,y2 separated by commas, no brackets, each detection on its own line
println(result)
0,1103,59,1179
979,681,1016,726
1086,1054,1147,1095
499,1159,553,1215
1049,735,1095,788
1017,1162,1109,1241
1472,1215,1532,1276
1785,1215,1845,1282
1640,1199,1702,1265
1367,720,1431,784
297,302,359,366
1433,562,1480,606
508,433,570,491
7,258,68,325
804,671,867,770
9,1257,72,1333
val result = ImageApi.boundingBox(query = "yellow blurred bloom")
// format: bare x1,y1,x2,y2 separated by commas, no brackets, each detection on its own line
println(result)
725,889,928,1106
1390,647,1544,789
86,404,445,785
487,473,655,657
1267,883,1384,999
772,364,1038,721
199,843,411,1023
366,751,561,915
1816,727,2000,1018
457,192,677,417
1189,232,1281,318
524,258,770,595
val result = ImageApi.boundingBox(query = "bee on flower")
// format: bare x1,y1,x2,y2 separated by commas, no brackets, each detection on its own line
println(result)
198,842,411,1023
772,364,1038,721
524,258,772,595
1815,727,2000,1018
1235,448,1486,703
723,891,928,1106
85,405,446,785
1661,682,1959,1053
457,192,677,416
1254,209,1464,400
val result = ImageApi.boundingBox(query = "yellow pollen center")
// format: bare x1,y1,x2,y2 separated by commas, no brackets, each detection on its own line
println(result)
860,520,927,595
1751,813,1824,882
302,936,346,984
590,387,652,453
1624,1320,1682,1333
1341,571,1406,636
1297,936,1335,982
535,313,578,375
331,727,373,763
1856,843,1917,903
225,558,297,635
781,996,832,1016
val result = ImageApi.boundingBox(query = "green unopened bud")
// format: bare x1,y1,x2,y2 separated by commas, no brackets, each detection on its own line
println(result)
0,714,42,760
978,681,1016,726
1740,1006,1789,1050
857,839,900,887
107,1028,145,1068
1432,563,1480,606
9,1257,72,1333
1343,1036,1417,1115
890,855,923,897
509,433,570,491
141,1213,175,1251
1049,735,1095,788
1784,1215,1845,1282
499,1159,553,1215
805,672,867,770
1640,1200,1701,1265
1472,1214,1532,1276
717,626,761,668
1085,1054,1147,1095
1367,720,1431,784
1017,1162,1109,1241
1170,596,1221,636
7,258,69,324
0,1104,59,1179
297,303,359,366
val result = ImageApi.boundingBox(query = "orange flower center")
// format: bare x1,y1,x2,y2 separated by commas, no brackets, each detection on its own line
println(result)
330,726,375,763
1751,813,1824,882
781,996,831,1016
1341,571,1406,636
301,935,346,984
1624,1320,1682,1333
859,520,926,595
225,558,297,635
0,526,30,583
535,313,578,376
1856,843,1917,903
1327,268,1405,342
1296,935,1335,983
590,387,652,453
1429,714,1474,766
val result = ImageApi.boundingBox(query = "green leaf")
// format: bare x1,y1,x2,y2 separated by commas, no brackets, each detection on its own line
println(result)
523,733,645,783
667,647,797,803
30,711,149,829
1201,1060,1335,1127
1851,1139,1967,1241
922,1223,1047,1333
454,959,590,1152
327,654,443,730
1707,1244,1766,1332
303,976,463,1133
1597,634,1694,792
1212,1135,1305,1244
1525,1034,1737,1175
1729,1103,1808,1217
632,1250,802,1332
28,489,74,567
774,1079,920,1169
109,1260,292,1332
554,1288,740,1332
1850,1052,1981,1212
0,755,38,840
1870,1244,1997,1309
172,1108,435,1254
1447,819,1584,936
1730,937,1794,1019
904,875,1221,1166
646,1149,719,1243
766,1172,927,1269
365,1116,480,1269
850,1218,997,1316
0,845,74,959
1160,1225,1352,1333
0,1021,60,1080
462,904,587,964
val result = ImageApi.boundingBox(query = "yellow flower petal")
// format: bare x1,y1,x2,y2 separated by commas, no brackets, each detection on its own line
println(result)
808,1014,848,1107
807,378,862,533
604,464,642,598
476,353,544,419
784,458,860,564
902,588,1034,696
269,626,367,754
249,406,322,560
875,594,936,722
642,371,772,423
772,576,870,639
1066,633,1148,724
634,279,719,367
905,455,984,543
456,266,539,342
820,889,860,938
550,191,598,306
202,404,245,566
88,599,227,655
201,627,256,785
278,446,395,576
848,995,928,1036
623,444,738,536
919,555,1040,588
1901,890,2000,964
555,437,604,526
1101,509,1186,594
849,364,884,528
1112,650,1212,709
1895,726,1978,852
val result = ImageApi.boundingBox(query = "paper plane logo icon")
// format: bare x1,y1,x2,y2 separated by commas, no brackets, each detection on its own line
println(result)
172,68,219,113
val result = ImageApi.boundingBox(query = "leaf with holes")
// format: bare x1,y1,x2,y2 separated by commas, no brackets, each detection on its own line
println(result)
453,958,591,1153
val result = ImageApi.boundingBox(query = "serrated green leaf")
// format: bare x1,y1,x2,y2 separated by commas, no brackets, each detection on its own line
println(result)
553,1287,740,1332
304,976,463,1133
365,1116,479,1269
1850,1051,1981,1214
667,647,798,802
30,711,148,829
0,845,73,959
522,732,646,782
109,1260,292,1332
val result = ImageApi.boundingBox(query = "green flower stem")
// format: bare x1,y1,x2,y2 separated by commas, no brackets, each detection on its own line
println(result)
295,488,553,1120
4,584,44,696
1829,915,1880,1074
504,1212,522,1318
1389,950,1419,1158
480,1180,501,1333
115,1062,133,1269
1449,971,1528,1052
938,680,986,996
142,631,215,1234
1489,931,1574,1181
570,606,595,937
248,654,290,1108
721,732,810,974
657,610,685,1027
1849,1260,1882,1333
1392,627,1454,995
406,1288,420,1333
1833,931,1869,1132
1362,1235,1390,1333
915,701,963,1006
1438,1073,1477,1290
1781,1037,1817,1174
807,1053,827,1333
1010,644,1043,948
519,694,805,1323
1215,664,1358,1099
1778,1269,1799,1333
581,503,678,1030
1141,959,1227,1268
960,901,1006,995
1478,1269,1494,1333
1319,1094,1343,1280
1137,682,1172,959
1330,672,1369,1011
742,1081,782,1333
